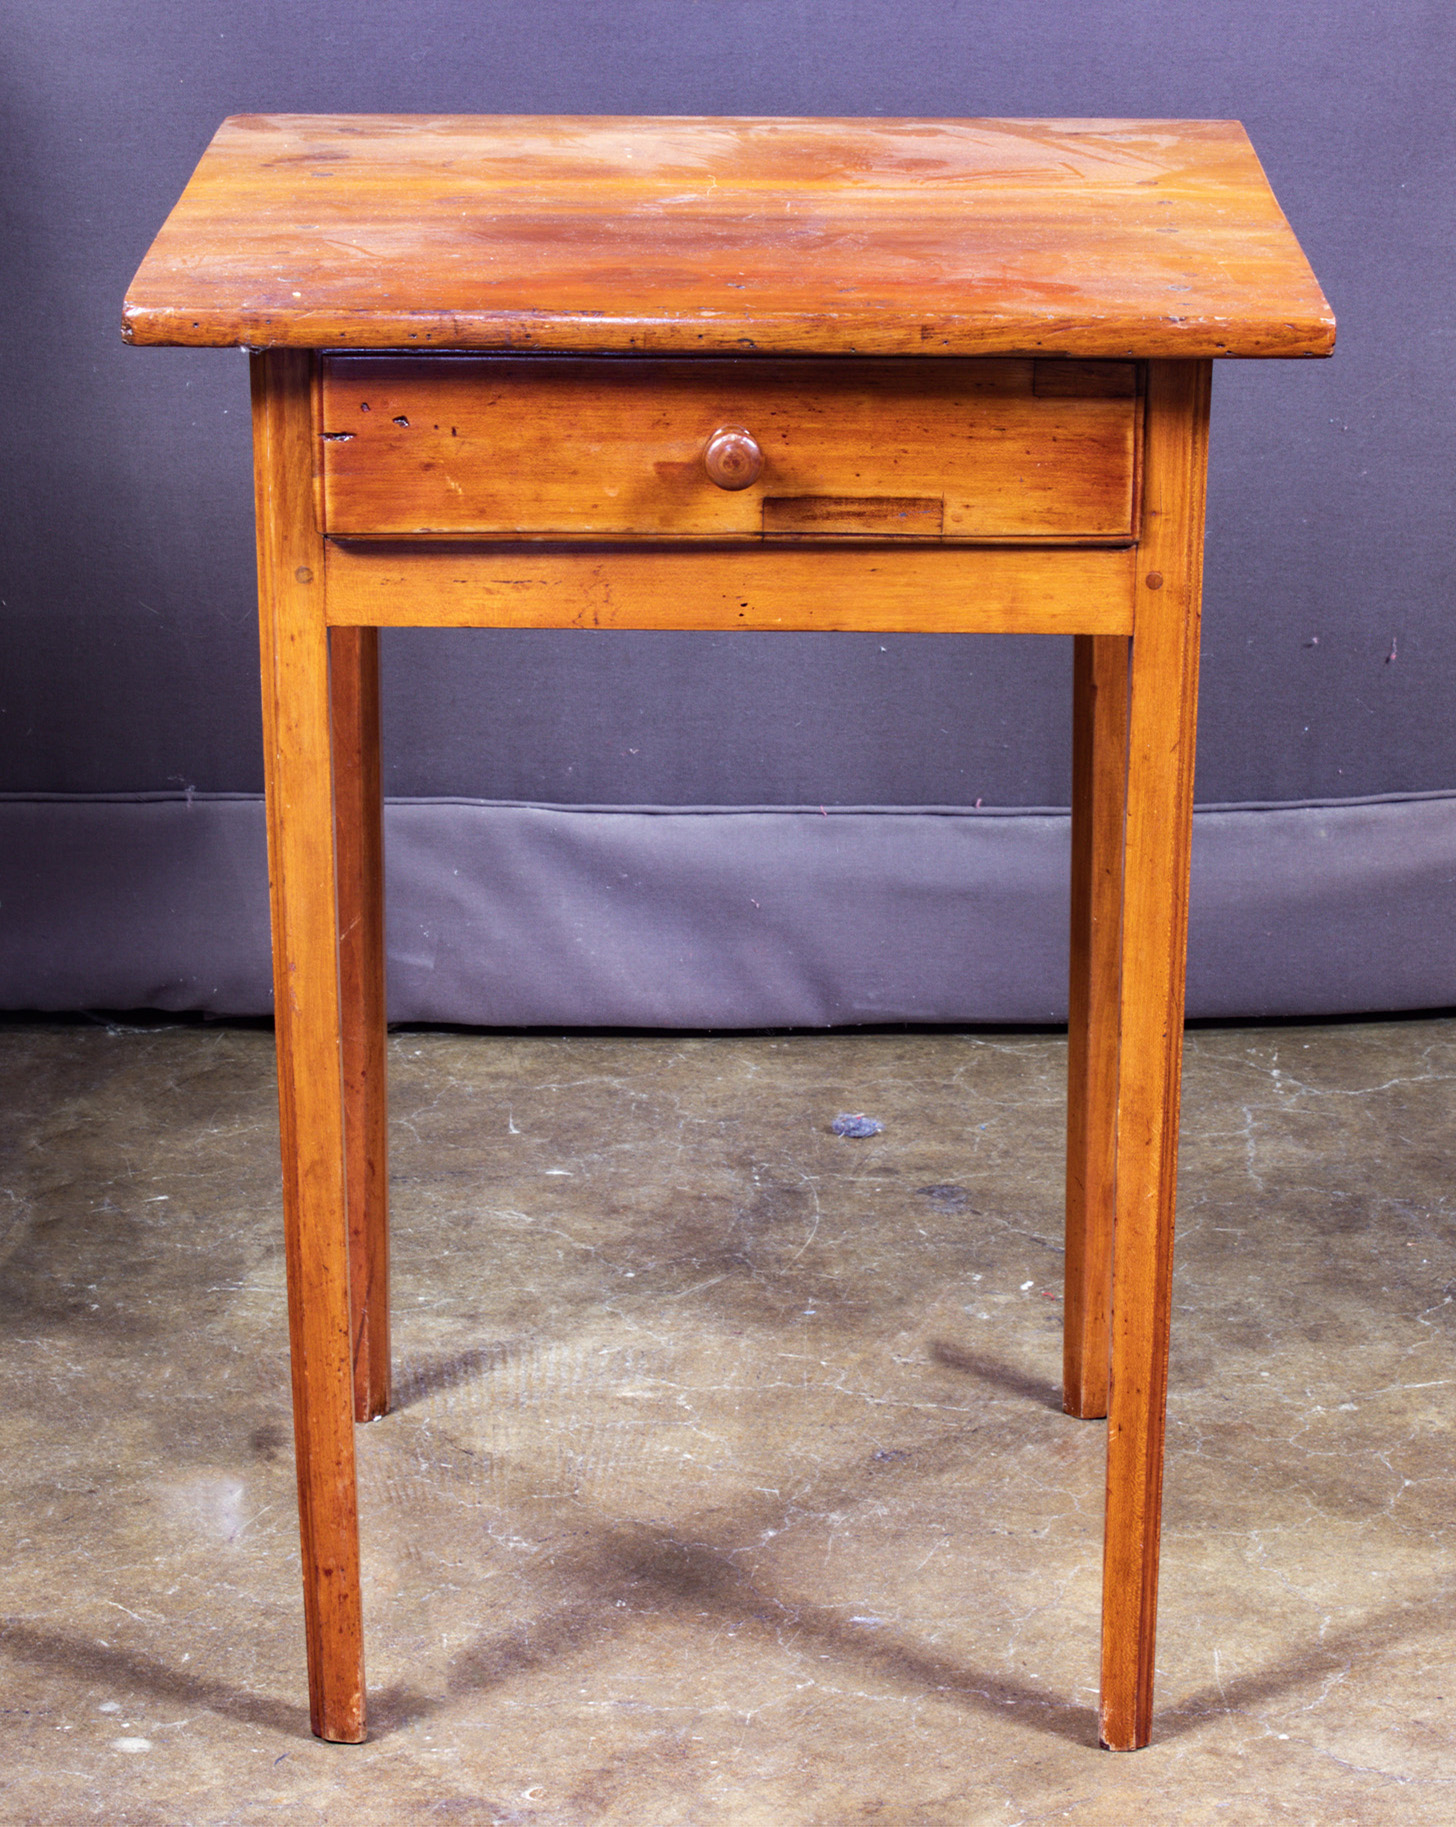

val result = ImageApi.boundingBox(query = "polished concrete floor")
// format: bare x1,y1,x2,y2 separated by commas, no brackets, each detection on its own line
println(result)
1,1015,1454,1825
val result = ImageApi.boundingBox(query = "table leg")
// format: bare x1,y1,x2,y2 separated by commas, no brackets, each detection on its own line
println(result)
1065,633,1129,1420
252,350,368,1743
331,625,391,1422
1099,359,1211,1751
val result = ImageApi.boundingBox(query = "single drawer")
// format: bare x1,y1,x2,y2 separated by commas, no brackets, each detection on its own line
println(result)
319,356,1138,542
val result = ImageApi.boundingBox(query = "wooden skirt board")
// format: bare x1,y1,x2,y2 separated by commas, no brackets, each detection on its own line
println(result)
123,111,1333,1763
322,540,1138,634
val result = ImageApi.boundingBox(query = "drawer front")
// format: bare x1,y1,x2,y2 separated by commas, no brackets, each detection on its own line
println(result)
320,356,1138,542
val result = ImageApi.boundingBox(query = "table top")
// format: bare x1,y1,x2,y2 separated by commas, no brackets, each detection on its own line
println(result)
123,115,1333,360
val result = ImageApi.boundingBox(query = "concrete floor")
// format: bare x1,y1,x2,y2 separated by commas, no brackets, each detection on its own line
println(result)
0,1016,1453,1825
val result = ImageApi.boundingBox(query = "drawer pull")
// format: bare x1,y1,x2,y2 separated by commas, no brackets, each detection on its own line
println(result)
703,425,763,491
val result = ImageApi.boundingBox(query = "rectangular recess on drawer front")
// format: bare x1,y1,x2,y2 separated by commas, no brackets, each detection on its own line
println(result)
762,495,944,537
319,355,1138,541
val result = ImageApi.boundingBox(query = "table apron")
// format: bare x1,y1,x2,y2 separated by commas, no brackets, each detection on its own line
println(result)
321,539,1138,635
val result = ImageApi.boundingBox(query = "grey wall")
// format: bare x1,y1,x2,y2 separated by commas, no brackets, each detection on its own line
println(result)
3,0,1452,812
3,3,1454,1024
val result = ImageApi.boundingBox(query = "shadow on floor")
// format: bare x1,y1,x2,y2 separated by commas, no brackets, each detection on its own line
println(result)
0,1619,439,1743
1152,1597,1449,1744
443,1514,1100,1747
928,1337,1069,1414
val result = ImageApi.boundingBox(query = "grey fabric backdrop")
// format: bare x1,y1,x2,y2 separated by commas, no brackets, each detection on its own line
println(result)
4,793,1454,1025
2,3,1453,1019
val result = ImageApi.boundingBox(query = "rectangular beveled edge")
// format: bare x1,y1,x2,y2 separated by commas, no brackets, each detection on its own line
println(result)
123,115,1335,360
322,540,1137,635
761,497,946,538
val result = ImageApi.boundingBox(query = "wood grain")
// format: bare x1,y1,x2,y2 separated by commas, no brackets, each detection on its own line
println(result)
322,540,1138,635
319,356,1138,541
329,625,390,1424
124,116,1335,359
1098,359,1211,1752
1064,632,1129,1422
252,349,367,1744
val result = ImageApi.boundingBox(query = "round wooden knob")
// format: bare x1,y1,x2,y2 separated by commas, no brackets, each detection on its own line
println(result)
703,425,763,490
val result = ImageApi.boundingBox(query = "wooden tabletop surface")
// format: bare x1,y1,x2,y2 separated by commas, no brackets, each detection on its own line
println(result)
124,115,1333,359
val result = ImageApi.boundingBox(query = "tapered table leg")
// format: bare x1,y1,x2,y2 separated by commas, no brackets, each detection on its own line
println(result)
252,349,367,1744
330,625,391,1422
1099,359,1211,1752
1065,632,1129,1421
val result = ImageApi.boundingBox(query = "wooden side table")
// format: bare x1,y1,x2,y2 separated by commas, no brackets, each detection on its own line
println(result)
125,115,1333,1750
